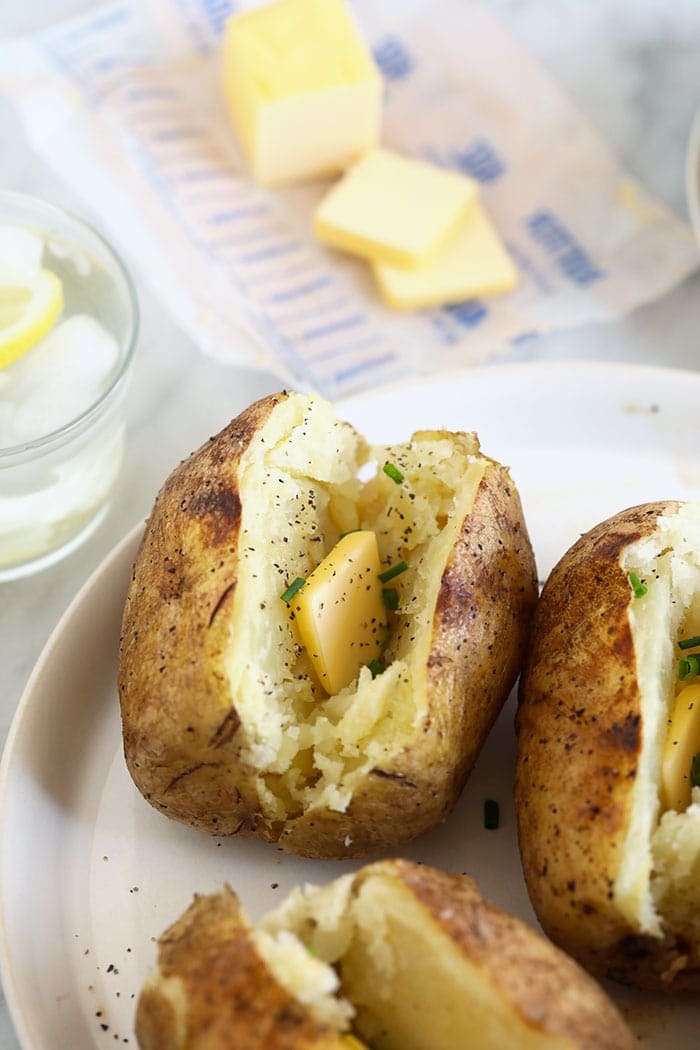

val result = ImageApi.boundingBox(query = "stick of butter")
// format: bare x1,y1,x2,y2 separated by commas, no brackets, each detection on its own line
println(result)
221,0,382,187
373,201,518,310
314,148,479,268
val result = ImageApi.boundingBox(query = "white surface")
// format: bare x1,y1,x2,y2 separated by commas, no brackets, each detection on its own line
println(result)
2,363,700,1049
1,2,700,1048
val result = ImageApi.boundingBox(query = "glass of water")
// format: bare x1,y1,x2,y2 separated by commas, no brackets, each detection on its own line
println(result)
0,191,138,581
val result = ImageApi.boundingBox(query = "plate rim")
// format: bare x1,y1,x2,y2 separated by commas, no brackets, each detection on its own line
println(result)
0,521,145,1050
336,357,700,410
686,107,700,249
2,358,700,1049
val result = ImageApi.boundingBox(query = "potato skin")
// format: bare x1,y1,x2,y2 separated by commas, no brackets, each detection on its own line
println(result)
119,395,283,841
119,393,537,857
376,860,635,1050
515,501,699,989
135,886,348,1050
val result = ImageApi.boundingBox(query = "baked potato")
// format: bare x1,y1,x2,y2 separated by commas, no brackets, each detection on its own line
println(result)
516,501,700,988
119,391,536,858
136,859,635,1050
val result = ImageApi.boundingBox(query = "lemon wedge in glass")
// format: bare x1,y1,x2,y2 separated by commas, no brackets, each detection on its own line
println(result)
0,270,64,370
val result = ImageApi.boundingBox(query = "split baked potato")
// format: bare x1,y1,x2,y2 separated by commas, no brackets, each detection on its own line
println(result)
135,859,635,1050
516,501,700,989
119,391,536,858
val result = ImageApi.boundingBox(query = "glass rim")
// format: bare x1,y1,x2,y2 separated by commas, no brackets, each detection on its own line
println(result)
0,189,139,460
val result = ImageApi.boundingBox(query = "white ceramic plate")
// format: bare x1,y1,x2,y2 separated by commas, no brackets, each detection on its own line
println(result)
3,362,700,1049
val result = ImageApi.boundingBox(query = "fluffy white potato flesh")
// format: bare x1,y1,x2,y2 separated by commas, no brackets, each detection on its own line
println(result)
619,503,700,935
251,927,354,1031
225,394,486,822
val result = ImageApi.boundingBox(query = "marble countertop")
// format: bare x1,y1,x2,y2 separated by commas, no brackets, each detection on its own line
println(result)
0,2,699,1046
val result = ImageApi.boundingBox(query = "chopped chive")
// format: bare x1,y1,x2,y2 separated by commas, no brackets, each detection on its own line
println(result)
484,799,500,830
691,753,700,789
679,655,700,681
382,587,399,611
628,571,647,599
280,577,306,603
367,659,384,678
679,635,700,650
379,560,408,583
383,461,404,485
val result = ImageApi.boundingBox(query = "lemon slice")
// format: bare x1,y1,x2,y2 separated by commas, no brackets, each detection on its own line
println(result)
0,270,64,370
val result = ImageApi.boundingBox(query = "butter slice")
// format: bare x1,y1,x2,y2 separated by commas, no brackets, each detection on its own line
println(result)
222,0,381,186
291,530,386,695
660,683,700,813
314,148,478,268
373,201,518,310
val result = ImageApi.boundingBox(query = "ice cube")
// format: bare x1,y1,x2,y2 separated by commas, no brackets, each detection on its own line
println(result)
0,225,43,287
5,314,121,443
46,237,92,279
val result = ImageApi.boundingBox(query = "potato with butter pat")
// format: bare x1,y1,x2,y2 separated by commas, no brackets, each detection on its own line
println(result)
135,859,635,1050
516,501,700,988
119,391,536,858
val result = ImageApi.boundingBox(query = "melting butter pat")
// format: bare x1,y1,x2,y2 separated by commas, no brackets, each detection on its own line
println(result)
314,148,478,268
373,201,518,310
342,1038,367,1050
660,683,700,812
221,0,381,186
291,530,387,695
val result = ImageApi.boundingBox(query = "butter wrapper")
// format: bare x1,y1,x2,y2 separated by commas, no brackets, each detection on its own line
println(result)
1,0,696,399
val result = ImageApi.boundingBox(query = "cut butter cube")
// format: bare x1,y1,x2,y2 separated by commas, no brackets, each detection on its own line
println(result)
221,0,381,187
660,683,700,813
291,530,386,695
373,201,518,310
314,148,478,268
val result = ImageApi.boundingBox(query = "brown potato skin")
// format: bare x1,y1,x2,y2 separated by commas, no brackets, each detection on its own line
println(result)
376,860,635,1050
515,501,700,989
119,393,537,858
119,395,283,842
135,886,348,1050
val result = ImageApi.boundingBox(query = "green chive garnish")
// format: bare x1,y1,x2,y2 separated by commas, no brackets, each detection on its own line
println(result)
679,655,700,681
368,659,384,678
484,799,500,830
379,560,408,583
280,577,306,603
628,571,647,599
679,635,700,650
382,587,399,611
691,753,700,789
383,461,404,484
